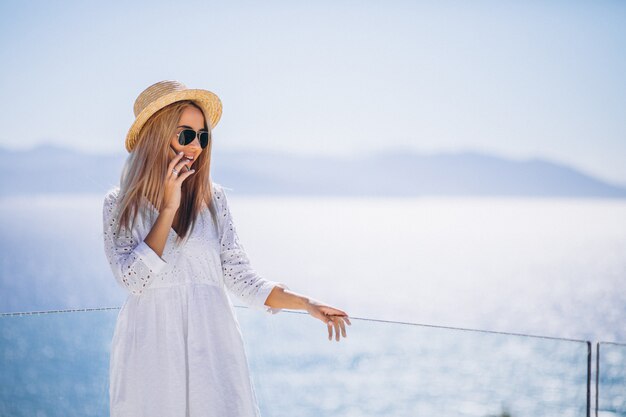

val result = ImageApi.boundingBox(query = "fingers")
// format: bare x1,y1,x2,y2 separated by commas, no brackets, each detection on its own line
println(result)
163,152,195,210
169,153,195,181
172,161,192,177
315,307,351,341
176,166,196,183
175,158,193,172
326,312,352,326
335,309,348,316
168,151,185,176
326,316,349,342
321,306,350,320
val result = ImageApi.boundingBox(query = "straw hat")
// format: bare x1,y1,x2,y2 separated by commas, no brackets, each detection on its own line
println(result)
125,80,223,152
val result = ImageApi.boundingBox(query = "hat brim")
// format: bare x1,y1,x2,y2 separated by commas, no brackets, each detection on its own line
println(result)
125,89,222,153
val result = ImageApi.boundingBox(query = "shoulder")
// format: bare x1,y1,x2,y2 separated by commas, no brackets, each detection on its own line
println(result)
104,185,121,201
211,181,235,201
103,186,121,211
211,181,236,215
211,181,225,209
211,181,223,196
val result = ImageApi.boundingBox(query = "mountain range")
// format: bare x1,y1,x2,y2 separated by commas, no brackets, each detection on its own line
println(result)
1,144,625,198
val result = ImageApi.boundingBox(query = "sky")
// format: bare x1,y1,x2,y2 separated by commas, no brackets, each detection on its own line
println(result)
1,0,625,186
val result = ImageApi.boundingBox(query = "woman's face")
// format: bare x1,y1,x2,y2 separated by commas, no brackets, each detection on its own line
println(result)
169,105,207,169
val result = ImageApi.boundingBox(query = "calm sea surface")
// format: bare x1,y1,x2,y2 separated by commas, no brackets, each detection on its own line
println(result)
0,193,625,342
1,193,626,416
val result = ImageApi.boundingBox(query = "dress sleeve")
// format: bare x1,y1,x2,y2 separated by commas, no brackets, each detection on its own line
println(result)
102,188,169,295
213,183,290,315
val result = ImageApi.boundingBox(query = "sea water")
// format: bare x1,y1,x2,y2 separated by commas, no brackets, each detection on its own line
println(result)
1,193,624,342
1,194,625,416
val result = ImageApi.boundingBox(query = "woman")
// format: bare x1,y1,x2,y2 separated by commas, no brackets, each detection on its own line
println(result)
103,80,351,416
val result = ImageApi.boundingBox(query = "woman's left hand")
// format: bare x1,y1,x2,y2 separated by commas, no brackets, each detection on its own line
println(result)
305,298,352,341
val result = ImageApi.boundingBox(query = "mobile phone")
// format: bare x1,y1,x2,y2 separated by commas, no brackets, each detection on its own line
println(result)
170,145,190,173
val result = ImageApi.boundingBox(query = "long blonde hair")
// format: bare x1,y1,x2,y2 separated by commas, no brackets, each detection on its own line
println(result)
115,100,218,244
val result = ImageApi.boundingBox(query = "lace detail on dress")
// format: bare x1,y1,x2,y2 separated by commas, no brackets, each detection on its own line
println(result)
102,187,169,295
212,183,289,314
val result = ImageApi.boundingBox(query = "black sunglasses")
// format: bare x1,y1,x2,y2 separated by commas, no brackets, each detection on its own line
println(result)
177,129,210,148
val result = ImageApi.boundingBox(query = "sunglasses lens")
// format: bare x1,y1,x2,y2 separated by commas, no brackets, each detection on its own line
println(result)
178,129,209,147
179,129,196,146
199,132,209,148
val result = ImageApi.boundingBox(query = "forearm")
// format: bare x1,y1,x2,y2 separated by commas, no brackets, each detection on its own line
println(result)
264,285,310,311
144,206,177,258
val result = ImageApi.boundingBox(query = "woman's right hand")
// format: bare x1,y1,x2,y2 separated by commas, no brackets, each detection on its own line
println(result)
163,151,195,210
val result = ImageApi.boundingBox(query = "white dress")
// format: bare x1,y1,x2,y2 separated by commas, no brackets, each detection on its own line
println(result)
102,182,288,417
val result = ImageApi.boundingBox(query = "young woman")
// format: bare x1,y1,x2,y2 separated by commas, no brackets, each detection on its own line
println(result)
103,80,351,416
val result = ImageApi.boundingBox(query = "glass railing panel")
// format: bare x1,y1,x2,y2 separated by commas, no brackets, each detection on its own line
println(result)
238,309,590,417
596,342,626,416
0,308,118,417
1,308,592,417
